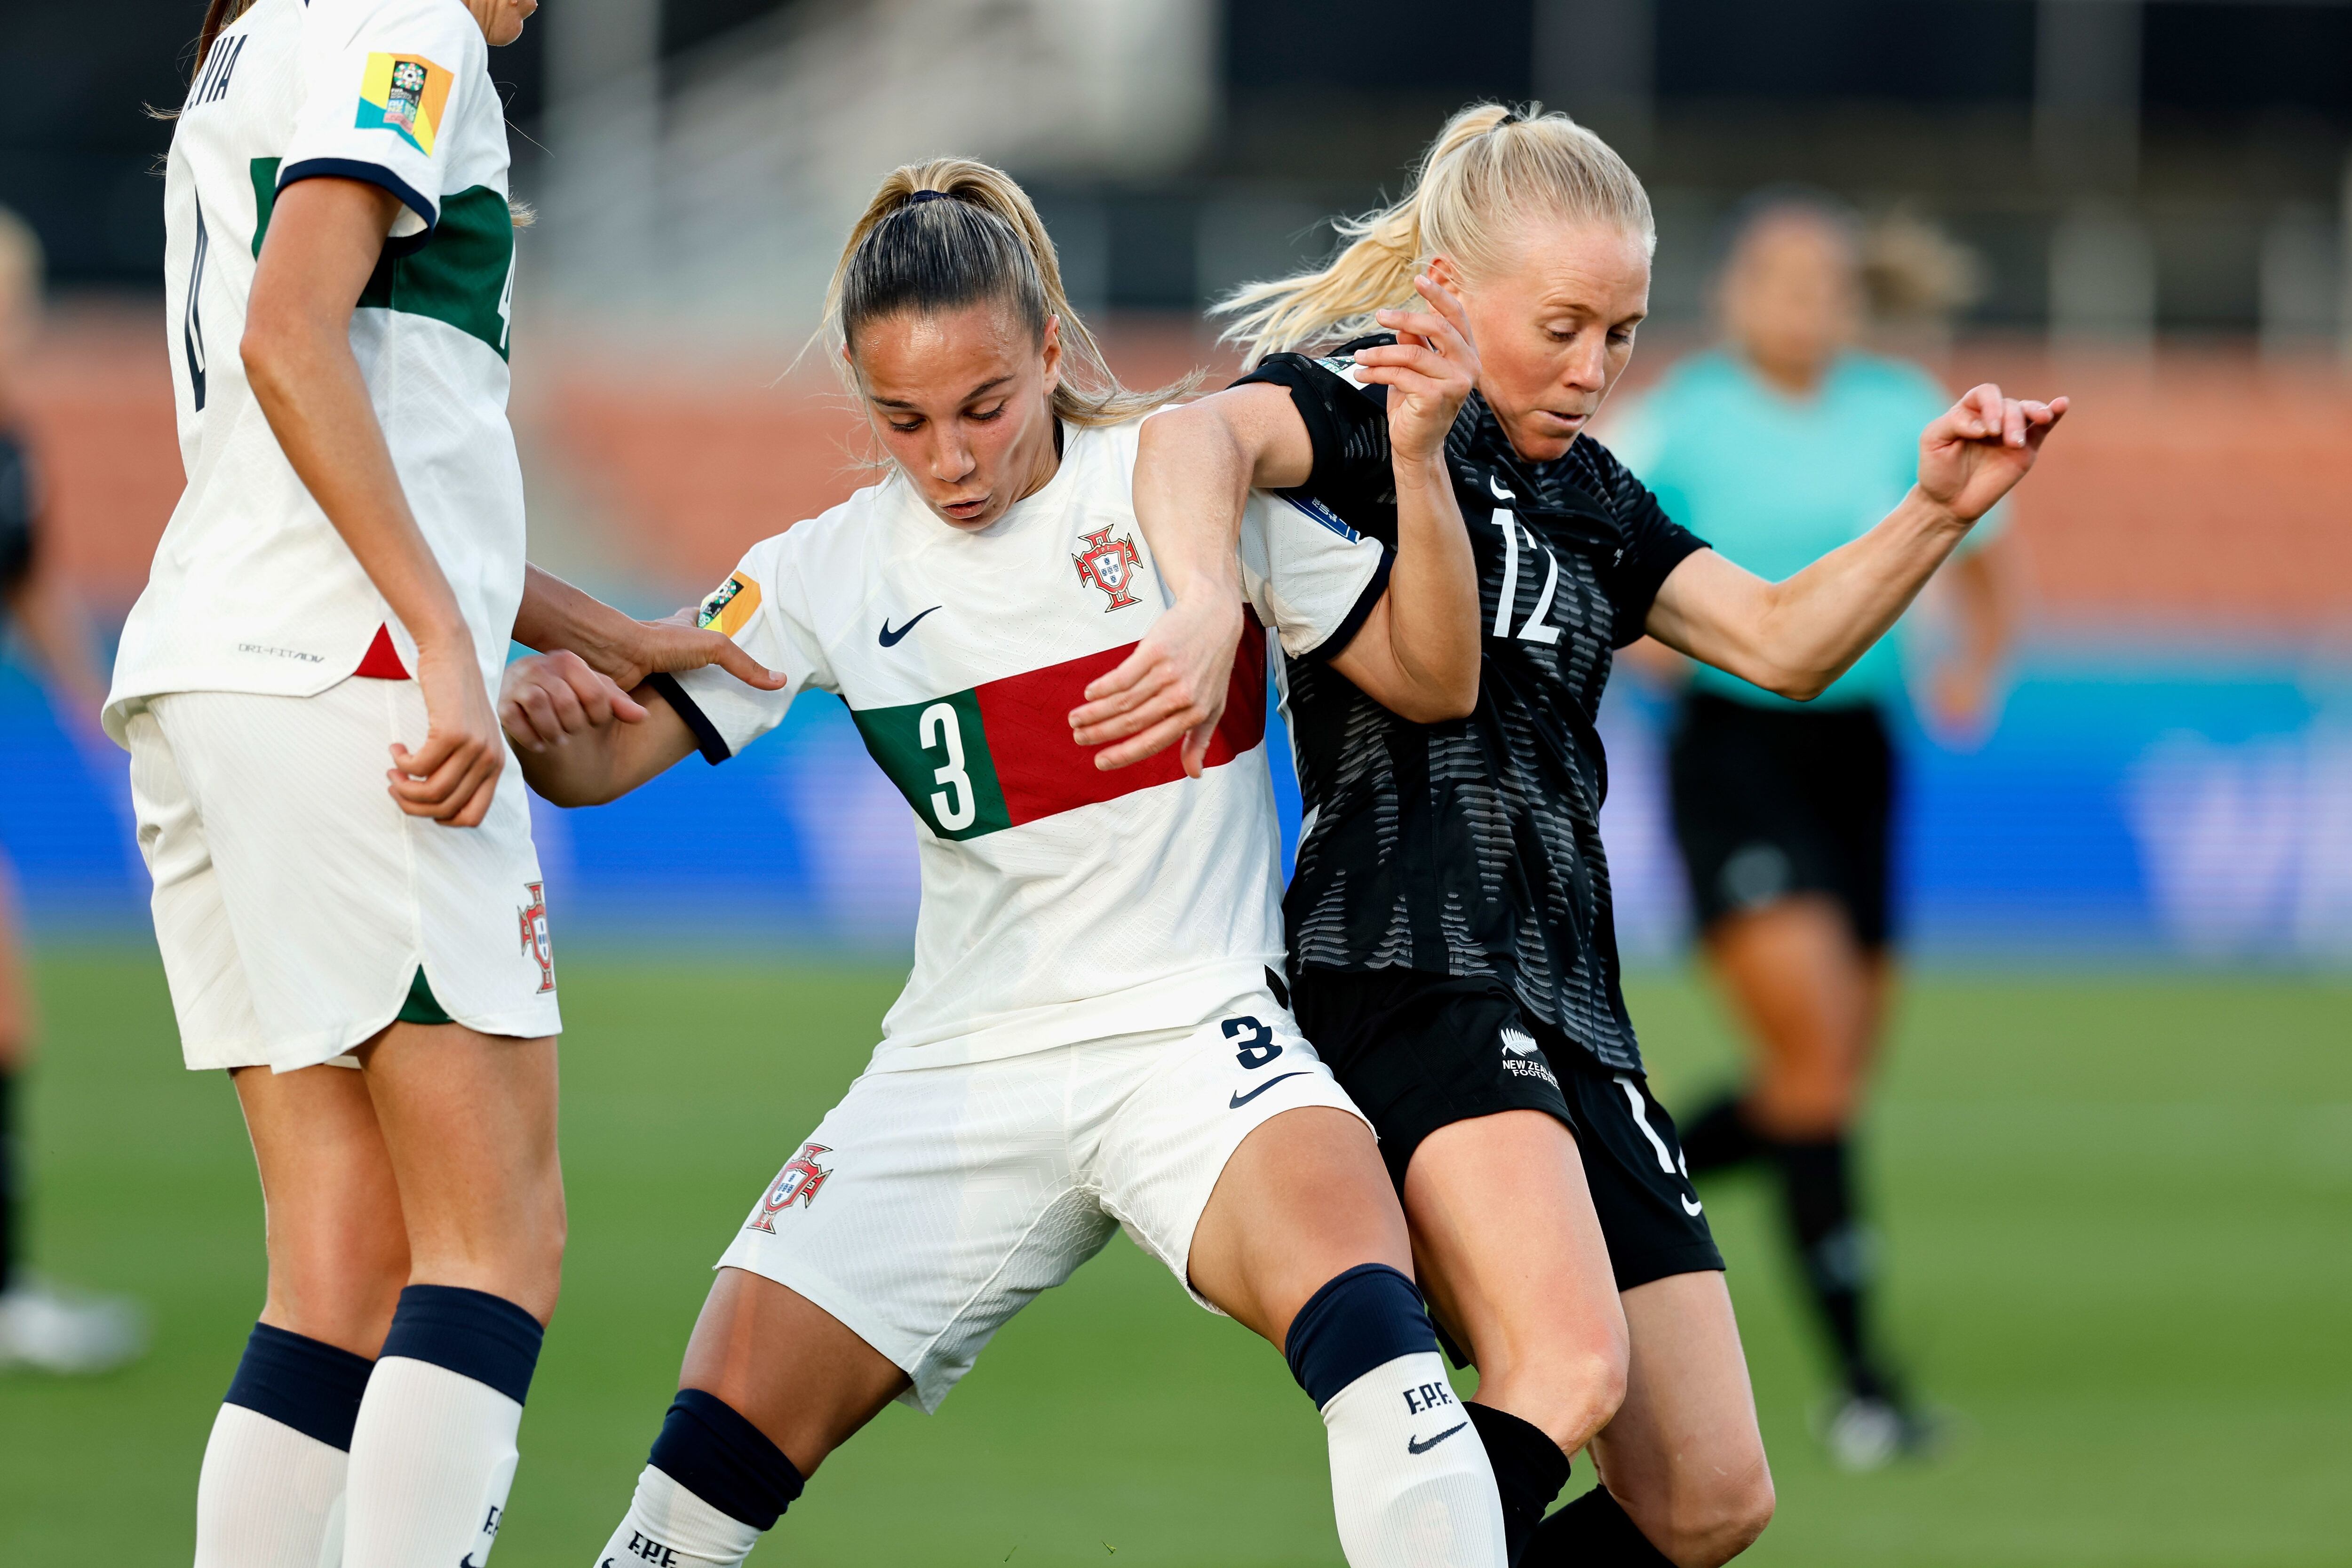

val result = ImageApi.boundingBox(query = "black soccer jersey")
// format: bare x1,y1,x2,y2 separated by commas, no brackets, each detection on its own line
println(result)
1240,338,1707,1073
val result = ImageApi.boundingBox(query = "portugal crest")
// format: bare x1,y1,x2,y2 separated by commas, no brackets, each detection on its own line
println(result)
1072,526,1144,612
747,1143,833,1232
518,881,555,994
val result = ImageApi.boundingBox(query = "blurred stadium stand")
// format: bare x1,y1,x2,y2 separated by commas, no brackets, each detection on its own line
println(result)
7,0,2352,960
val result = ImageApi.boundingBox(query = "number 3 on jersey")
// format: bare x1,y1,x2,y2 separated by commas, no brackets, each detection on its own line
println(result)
854,690,1012,841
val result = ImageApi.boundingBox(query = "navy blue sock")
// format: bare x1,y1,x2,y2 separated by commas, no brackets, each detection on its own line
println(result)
379,1284,543,1404
223,1322,376,1451
649,1388,806,1530
1527,1485,1675,1565
1283,1262,1438,1407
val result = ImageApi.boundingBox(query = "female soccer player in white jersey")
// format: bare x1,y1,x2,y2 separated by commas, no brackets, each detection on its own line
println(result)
498,159,1509,1567
1077,105,2064,1566
113,3,774,1564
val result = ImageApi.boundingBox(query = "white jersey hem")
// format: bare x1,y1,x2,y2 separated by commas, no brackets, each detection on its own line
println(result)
861,958,1277,1073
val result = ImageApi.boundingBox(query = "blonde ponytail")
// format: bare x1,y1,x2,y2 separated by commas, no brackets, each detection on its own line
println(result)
1215,102,1654,369
824,158,1195,429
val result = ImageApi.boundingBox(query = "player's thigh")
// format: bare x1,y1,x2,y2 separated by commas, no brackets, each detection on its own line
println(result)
1402,1109,1627,1442
233,1060,409,1356
715,1050,1113,1419
1590,1271,1773,1565
358,1021,563,1321
1187,1105,1407,1345
678,1266,911,1478
1705,895,1871,1113
1093,1000,1401,1347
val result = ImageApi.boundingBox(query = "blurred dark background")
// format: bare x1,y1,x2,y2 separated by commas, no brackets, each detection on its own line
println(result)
17,0,2350,338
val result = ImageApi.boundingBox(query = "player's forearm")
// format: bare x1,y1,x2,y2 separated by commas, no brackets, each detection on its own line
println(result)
515,565,648,678
1375,455,1481,717
245,318,470,657
1946,543,2012,675
1720,487,1971,700
1132,402,1248,614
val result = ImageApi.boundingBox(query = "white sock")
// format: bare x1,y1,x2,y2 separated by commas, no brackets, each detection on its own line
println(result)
1320,1351,1508,1568
591,1465,765,1568
194,1402,351,1568
342,1356,523,1568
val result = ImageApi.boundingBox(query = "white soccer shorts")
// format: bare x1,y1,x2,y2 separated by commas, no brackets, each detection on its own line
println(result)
123,677,562,1073
716,991,1367,1411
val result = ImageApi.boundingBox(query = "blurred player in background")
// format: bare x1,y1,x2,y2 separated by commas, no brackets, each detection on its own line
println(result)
1612,196,2012,1470
507,158,1511,1568
0,206,149,1375
1081,103,2061,1566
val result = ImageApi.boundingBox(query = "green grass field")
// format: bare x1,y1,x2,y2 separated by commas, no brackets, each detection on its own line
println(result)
2,949,2345,1565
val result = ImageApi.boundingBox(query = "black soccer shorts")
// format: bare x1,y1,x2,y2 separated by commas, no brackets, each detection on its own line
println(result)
1667,691,1899,949
1291,966,1724,1293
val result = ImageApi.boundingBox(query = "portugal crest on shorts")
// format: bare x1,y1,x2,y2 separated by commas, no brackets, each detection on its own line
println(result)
518,881,555,994
1072,527,1144,612
747,1142,832,1232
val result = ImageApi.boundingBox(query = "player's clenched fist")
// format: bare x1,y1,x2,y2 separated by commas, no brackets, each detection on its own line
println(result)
500,650,647,754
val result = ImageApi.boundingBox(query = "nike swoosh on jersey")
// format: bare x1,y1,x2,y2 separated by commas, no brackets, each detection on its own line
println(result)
1682,1193,1704,1216
878,606,943,646
1407,1421,1468,1455
1229,1070,1310,1109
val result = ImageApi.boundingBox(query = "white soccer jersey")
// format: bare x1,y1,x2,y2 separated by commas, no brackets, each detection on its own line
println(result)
668,416,1390,1069
107,0,524,739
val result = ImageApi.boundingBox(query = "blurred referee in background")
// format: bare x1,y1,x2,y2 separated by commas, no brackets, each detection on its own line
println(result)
1613,194,2009,1469
0,206,146,1375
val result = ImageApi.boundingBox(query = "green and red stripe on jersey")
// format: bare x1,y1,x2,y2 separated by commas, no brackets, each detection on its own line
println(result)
853,614,1269,842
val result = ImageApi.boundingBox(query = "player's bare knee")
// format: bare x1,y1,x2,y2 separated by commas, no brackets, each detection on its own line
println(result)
1479,1341,1627,1454
1643,1459,1774,1568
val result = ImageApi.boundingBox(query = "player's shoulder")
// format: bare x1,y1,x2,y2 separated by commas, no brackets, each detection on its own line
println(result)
307,0,486,62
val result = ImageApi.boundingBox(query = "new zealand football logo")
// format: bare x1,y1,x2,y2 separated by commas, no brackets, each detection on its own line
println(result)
1072,526,1144,612
747,1142,833,1232
518,881,555,994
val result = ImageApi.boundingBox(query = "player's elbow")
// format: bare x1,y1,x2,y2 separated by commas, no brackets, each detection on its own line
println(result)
238,314,304,412
1386,670,1479,724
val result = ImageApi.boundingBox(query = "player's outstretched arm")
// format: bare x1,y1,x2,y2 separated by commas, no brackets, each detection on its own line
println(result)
1323,274,1482,722
1070,382,1314,775
500,651,697,806
1645,384,2066,701
515,565,787,694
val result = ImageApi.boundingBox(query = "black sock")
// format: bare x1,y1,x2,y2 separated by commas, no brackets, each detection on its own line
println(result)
1771,1134,1891,1398
0,1068,18,1294
1527,1485,1674,1565
1465,1403,1569,1564
1677,1090,1762,1176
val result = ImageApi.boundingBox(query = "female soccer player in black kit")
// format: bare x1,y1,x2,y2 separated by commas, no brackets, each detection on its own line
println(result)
1075,104,2064,1566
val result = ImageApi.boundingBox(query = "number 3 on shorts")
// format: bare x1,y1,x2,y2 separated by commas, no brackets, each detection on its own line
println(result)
1223,1015,1281,1069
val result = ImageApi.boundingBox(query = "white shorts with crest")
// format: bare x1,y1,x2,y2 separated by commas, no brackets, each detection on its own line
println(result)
122,677,562,1073
715,988,1364,1412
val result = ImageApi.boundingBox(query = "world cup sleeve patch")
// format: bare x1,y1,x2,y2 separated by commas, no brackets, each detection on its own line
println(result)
356,54,451,155
697,572,762,638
